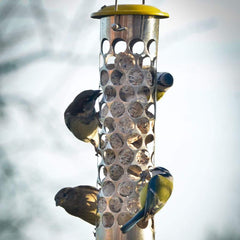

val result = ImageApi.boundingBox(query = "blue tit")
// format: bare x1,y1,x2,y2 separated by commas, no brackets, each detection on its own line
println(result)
120,167,173,234
55,185,99,226
64,90,102,155
156,72,174,101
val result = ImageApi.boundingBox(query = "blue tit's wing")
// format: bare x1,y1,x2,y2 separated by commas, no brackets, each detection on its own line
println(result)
120,208,145,234
143,175,163,218
143,180,155,218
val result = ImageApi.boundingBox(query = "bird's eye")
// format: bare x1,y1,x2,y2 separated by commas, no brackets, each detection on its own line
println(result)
63,193,67,197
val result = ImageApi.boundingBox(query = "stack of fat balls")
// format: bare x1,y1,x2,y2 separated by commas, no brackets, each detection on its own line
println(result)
54,73,174,233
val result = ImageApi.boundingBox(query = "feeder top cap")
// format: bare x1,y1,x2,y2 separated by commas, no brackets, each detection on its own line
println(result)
91,4,169,19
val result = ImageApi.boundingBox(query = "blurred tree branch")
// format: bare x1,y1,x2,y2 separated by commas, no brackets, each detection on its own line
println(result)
28,0,53,49
0,0,18,26
0,0,97,75
0,0,98,239
0,50,50,75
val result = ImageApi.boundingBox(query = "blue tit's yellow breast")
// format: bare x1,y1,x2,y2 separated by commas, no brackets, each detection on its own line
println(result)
139,175,173,208
157,175,173,203
157,91,165,101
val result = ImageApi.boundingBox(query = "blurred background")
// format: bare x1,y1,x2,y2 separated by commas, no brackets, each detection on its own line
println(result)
0,0,239,239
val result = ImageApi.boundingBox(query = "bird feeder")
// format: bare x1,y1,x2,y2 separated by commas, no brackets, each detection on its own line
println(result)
91,1,170,240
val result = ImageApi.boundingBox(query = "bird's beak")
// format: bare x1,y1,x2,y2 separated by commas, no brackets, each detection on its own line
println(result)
55,199,63,206
93,90,102,99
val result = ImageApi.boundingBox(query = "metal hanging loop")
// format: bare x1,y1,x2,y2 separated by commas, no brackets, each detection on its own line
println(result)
112,0,127,31
115,0,118,11
112,0,146,31
115,0,146,7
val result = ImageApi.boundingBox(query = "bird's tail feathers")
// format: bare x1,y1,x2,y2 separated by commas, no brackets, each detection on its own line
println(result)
120,209,145,234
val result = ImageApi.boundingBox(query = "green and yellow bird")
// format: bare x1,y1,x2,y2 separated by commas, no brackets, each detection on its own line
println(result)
121,167,173,233
64,90,102,155
55,185,99,226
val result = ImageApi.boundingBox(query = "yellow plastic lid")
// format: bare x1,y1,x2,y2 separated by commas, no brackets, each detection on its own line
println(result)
91,4,169,19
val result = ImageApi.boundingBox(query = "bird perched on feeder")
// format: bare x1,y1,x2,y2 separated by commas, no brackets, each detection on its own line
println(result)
156,72,174,101
55,185,99,226
121,167,173,233
64,90,102,155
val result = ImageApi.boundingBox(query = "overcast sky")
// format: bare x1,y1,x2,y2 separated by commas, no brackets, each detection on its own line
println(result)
0,0,239,239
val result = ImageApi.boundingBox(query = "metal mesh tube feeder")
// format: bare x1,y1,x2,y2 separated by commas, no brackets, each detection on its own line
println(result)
92,2,169,240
